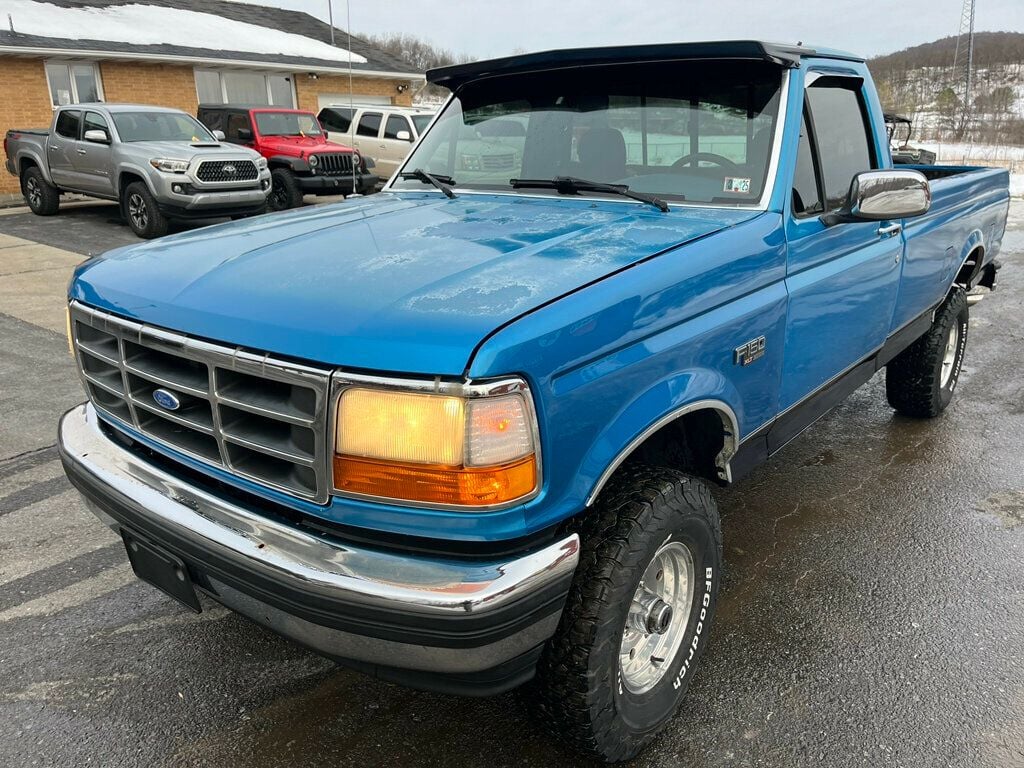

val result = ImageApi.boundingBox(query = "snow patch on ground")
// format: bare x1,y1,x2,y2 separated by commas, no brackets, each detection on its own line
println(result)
6,1,366,64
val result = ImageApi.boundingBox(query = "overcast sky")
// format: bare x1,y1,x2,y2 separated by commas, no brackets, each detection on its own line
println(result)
241,0,1024,60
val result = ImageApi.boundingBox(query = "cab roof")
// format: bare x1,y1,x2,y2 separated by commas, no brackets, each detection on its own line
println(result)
427,40,863,90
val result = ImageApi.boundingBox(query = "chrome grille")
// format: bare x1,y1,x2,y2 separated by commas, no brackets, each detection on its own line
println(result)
316,152,355,176
70,303,331,503
195,159,259,183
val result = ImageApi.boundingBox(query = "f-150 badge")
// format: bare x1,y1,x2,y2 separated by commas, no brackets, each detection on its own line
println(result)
734,336,766,366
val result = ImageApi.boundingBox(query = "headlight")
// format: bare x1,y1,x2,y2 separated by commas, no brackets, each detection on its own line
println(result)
255,156,268,170
353,153,361,168
149,158,189,174
332,380,539,508
308,154,319,168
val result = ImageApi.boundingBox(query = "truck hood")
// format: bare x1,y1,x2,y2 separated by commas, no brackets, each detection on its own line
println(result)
71,193,757,375
140,140,259,160
259,135,352,155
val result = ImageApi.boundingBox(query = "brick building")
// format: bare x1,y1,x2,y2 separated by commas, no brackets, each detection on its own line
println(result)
0,0,423,197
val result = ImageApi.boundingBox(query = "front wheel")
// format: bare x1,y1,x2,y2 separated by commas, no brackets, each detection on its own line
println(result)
268,168,303,211
123,182,168,239
534,465,722,762
886,288,969,418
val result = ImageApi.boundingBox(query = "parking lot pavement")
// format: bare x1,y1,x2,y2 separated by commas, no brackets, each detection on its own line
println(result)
0,194,351,257
0,206,1022,768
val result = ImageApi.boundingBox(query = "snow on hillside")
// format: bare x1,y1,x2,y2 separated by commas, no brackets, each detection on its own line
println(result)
5,1,366,63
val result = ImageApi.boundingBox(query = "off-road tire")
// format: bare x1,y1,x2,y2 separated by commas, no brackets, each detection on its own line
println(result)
22,166,60,215
123,182,168,239
886,288,969,418
268,168,303,211
533,465,722,762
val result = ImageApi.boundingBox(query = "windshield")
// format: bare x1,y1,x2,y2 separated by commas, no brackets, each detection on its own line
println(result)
112,112,215,143
255,112,322,137
393,60,783,205
412,114,433,134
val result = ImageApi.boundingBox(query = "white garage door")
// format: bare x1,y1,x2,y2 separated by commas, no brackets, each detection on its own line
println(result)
317,93,391,111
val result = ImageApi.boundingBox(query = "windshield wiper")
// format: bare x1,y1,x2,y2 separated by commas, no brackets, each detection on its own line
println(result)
398,168,457,199
510,176,669,212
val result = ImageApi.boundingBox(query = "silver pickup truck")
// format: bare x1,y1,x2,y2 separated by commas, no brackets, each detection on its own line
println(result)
5,104,272,238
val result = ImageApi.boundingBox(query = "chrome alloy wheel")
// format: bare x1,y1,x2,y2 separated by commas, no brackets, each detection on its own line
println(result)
25,176,41,208
127,192,148,231
619,541,696,694
940,322,960,388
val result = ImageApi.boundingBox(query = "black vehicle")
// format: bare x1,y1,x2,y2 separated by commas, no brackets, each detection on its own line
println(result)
885,113,937,165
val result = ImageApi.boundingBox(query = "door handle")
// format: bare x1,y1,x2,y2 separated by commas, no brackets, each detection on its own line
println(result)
76,148,87,155
49,145,59,151
877,223,902,238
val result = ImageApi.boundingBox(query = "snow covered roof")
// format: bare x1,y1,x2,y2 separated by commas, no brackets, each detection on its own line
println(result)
0,0,420,77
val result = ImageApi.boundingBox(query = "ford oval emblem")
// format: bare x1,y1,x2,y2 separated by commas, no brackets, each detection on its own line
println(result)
152,388,181,411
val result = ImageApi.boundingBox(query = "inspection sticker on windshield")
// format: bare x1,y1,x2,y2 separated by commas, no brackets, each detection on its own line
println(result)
723,177,752,194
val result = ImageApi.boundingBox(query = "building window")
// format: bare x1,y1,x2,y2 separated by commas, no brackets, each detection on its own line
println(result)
195,69,295,107
45,61,103,106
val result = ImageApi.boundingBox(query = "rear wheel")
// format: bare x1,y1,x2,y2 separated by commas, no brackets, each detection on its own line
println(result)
534,465,722,762
268,168,303,211
886,289,969,418
123,182,168,239
22,166,59,215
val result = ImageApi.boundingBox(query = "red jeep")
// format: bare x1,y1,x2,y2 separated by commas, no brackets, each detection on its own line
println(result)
198,105,378,210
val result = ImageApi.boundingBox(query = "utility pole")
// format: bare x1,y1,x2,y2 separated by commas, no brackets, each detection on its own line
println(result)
952,0,976,139
327,0,335,46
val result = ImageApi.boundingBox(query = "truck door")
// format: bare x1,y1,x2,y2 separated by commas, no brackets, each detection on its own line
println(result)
778,75,903,416
352,111,382,158
71,110,115,197
47,109,81,187
378,115,415,177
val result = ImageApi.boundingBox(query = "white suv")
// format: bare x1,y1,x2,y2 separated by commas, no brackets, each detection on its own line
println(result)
318,105,435,179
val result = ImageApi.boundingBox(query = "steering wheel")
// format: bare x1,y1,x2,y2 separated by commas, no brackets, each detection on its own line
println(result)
672,152,739,171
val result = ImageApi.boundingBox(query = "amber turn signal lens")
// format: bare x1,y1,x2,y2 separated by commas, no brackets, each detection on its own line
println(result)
333,454,537,507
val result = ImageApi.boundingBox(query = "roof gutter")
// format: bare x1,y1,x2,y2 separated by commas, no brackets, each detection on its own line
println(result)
0,44,425,80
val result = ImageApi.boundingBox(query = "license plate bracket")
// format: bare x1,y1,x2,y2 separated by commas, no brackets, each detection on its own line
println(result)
121,529,201,613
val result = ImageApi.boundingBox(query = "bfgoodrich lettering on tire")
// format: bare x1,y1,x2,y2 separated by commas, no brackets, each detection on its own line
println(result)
886,288,969,418
533,464,722,762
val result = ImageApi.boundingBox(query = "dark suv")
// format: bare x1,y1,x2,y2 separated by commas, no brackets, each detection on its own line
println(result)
198,105,378,210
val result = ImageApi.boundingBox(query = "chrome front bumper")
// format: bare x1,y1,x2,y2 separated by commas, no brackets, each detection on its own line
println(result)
59,403,578,692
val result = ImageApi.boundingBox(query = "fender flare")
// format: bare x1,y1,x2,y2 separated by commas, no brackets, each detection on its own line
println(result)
268,155,310,173
115,164,159,200
951,228,986,289
580,369,744,507
18,150,52,185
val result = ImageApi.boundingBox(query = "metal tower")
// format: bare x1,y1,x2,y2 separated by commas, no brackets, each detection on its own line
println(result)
952,0,976,137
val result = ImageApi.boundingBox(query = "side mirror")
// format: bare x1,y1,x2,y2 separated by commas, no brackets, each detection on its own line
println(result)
212,129,226,141
83,129,110,144
237,128,253,141
395,130,412,142
825,169,930,225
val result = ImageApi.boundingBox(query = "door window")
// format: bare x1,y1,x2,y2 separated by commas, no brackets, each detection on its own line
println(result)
319,108,354,132
805,79,876,210
54,110,82,139
383,115,412,140
356,112,382,138
83,111,110,141
225,113,252,141
791,110,823,217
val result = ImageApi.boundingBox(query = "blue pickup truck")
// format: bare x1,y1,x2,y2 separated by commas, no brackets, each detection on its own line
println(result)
59,41,1008,760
